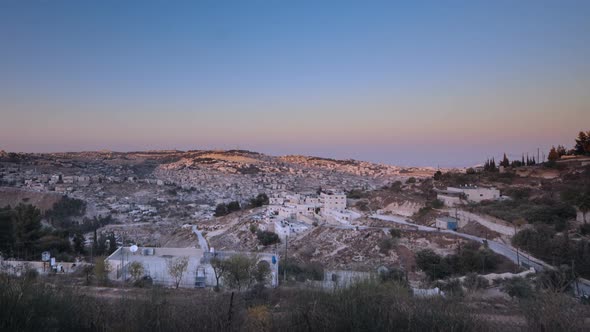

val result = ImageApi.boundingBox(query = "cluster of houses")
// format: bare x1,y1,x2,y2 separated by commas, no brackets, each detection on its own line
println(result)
263,189,361,240
0,163,157,194
152,154,411,207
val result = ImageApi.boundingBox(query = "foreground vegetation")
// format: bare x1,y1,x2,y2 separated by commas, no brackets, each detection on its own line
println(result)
1,272,589,332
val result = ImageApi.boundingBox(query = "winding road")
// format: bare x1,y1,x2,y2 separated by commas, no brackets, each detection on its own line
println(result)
370,214,551,272
192,225,209,252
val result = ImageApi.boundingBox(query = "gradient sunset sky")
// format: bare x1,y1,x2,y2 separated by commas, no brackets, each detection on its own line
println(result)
1,1,589,167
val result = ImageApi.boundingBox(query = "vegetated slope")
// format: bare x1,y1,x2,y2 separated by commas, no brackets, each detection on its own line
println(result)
0,187,63,212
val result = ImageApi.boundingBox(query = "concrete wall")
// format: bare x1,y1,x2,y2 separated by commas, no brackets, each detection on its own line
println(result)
106,247,204,287
382,201,423,217
437,194,462,207
453,210,515,236
0,259,84,275
309,270,374,290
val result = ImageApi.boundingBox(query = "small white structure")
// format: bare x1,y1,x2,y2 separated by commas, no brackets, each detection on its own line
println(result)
458,186,501,203
106,247,280,289
273,219,310,240
323,209,361,225
436,185,501,206
412,287,445,297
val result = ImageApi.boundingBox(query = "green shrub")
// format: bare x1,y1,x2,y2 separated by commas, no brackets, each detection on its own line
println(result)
379,238,395,254
463,273,488,290
389,228,401,238
416,243,501,280
248,193,269,208
279,261,325,281
249,224,258,234
428,199,444,209
256,230,280,246
501,277,533,299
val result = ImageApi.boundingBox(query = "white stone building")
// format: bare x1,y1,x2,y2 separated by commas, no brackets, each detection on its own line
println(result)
319,189,347,211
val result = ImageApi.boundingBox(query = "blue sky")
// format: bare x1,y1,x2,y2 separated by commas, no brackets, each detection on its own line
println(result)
1,1,589,166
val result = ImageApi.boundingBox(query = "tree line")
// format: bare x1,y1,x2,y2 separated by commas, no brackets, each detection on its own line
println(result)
548,130,590,161
214,193,269,217
0,204,79,261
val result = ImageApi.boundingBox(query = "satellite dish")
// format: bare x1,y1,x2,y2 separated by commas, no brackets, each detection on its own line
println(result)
130,245,138,253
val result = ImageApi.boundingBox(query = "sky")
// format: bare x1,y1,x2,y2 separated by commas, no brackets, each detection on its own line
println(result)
1,0,589,167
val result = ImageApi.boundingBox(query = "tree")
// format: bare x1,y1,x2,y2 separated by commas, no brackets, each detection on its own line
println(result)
556,145,567,157
547,146,559,162
73,232,85,254
253,261,271,283
390,181,402,192
484,158,497,172
128,261,145,281
167,256,189,288
94,257,111,285
407,177,416,184
13,204,43,258
214,203,229,217
82,264,94,285
227,201,241,213
222,254,257,290
0,206,15,256
249,193,269,208
433,171,442,180
501,277,533,298
210,256,229,290
46,196,86,229
536,266,574,293
500,153,510,167
416,249,451,280
256,230,280,246
389,228,401,239
574,131,590,155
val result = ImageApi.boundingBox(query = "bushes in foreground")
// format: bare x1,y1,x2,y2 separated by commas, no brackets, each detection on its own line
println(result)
2,274,590,331
0,275,487,332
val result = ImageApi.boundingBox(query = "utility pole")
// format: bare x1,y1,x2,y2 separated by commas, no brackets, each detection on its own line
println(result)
283,235,288,283
572,259,580,296
516,247,520,271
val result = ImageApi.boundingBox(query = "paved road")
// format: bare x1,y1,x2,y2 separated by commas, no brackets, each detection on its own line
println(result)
192,225,209,252
370,214,550,272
